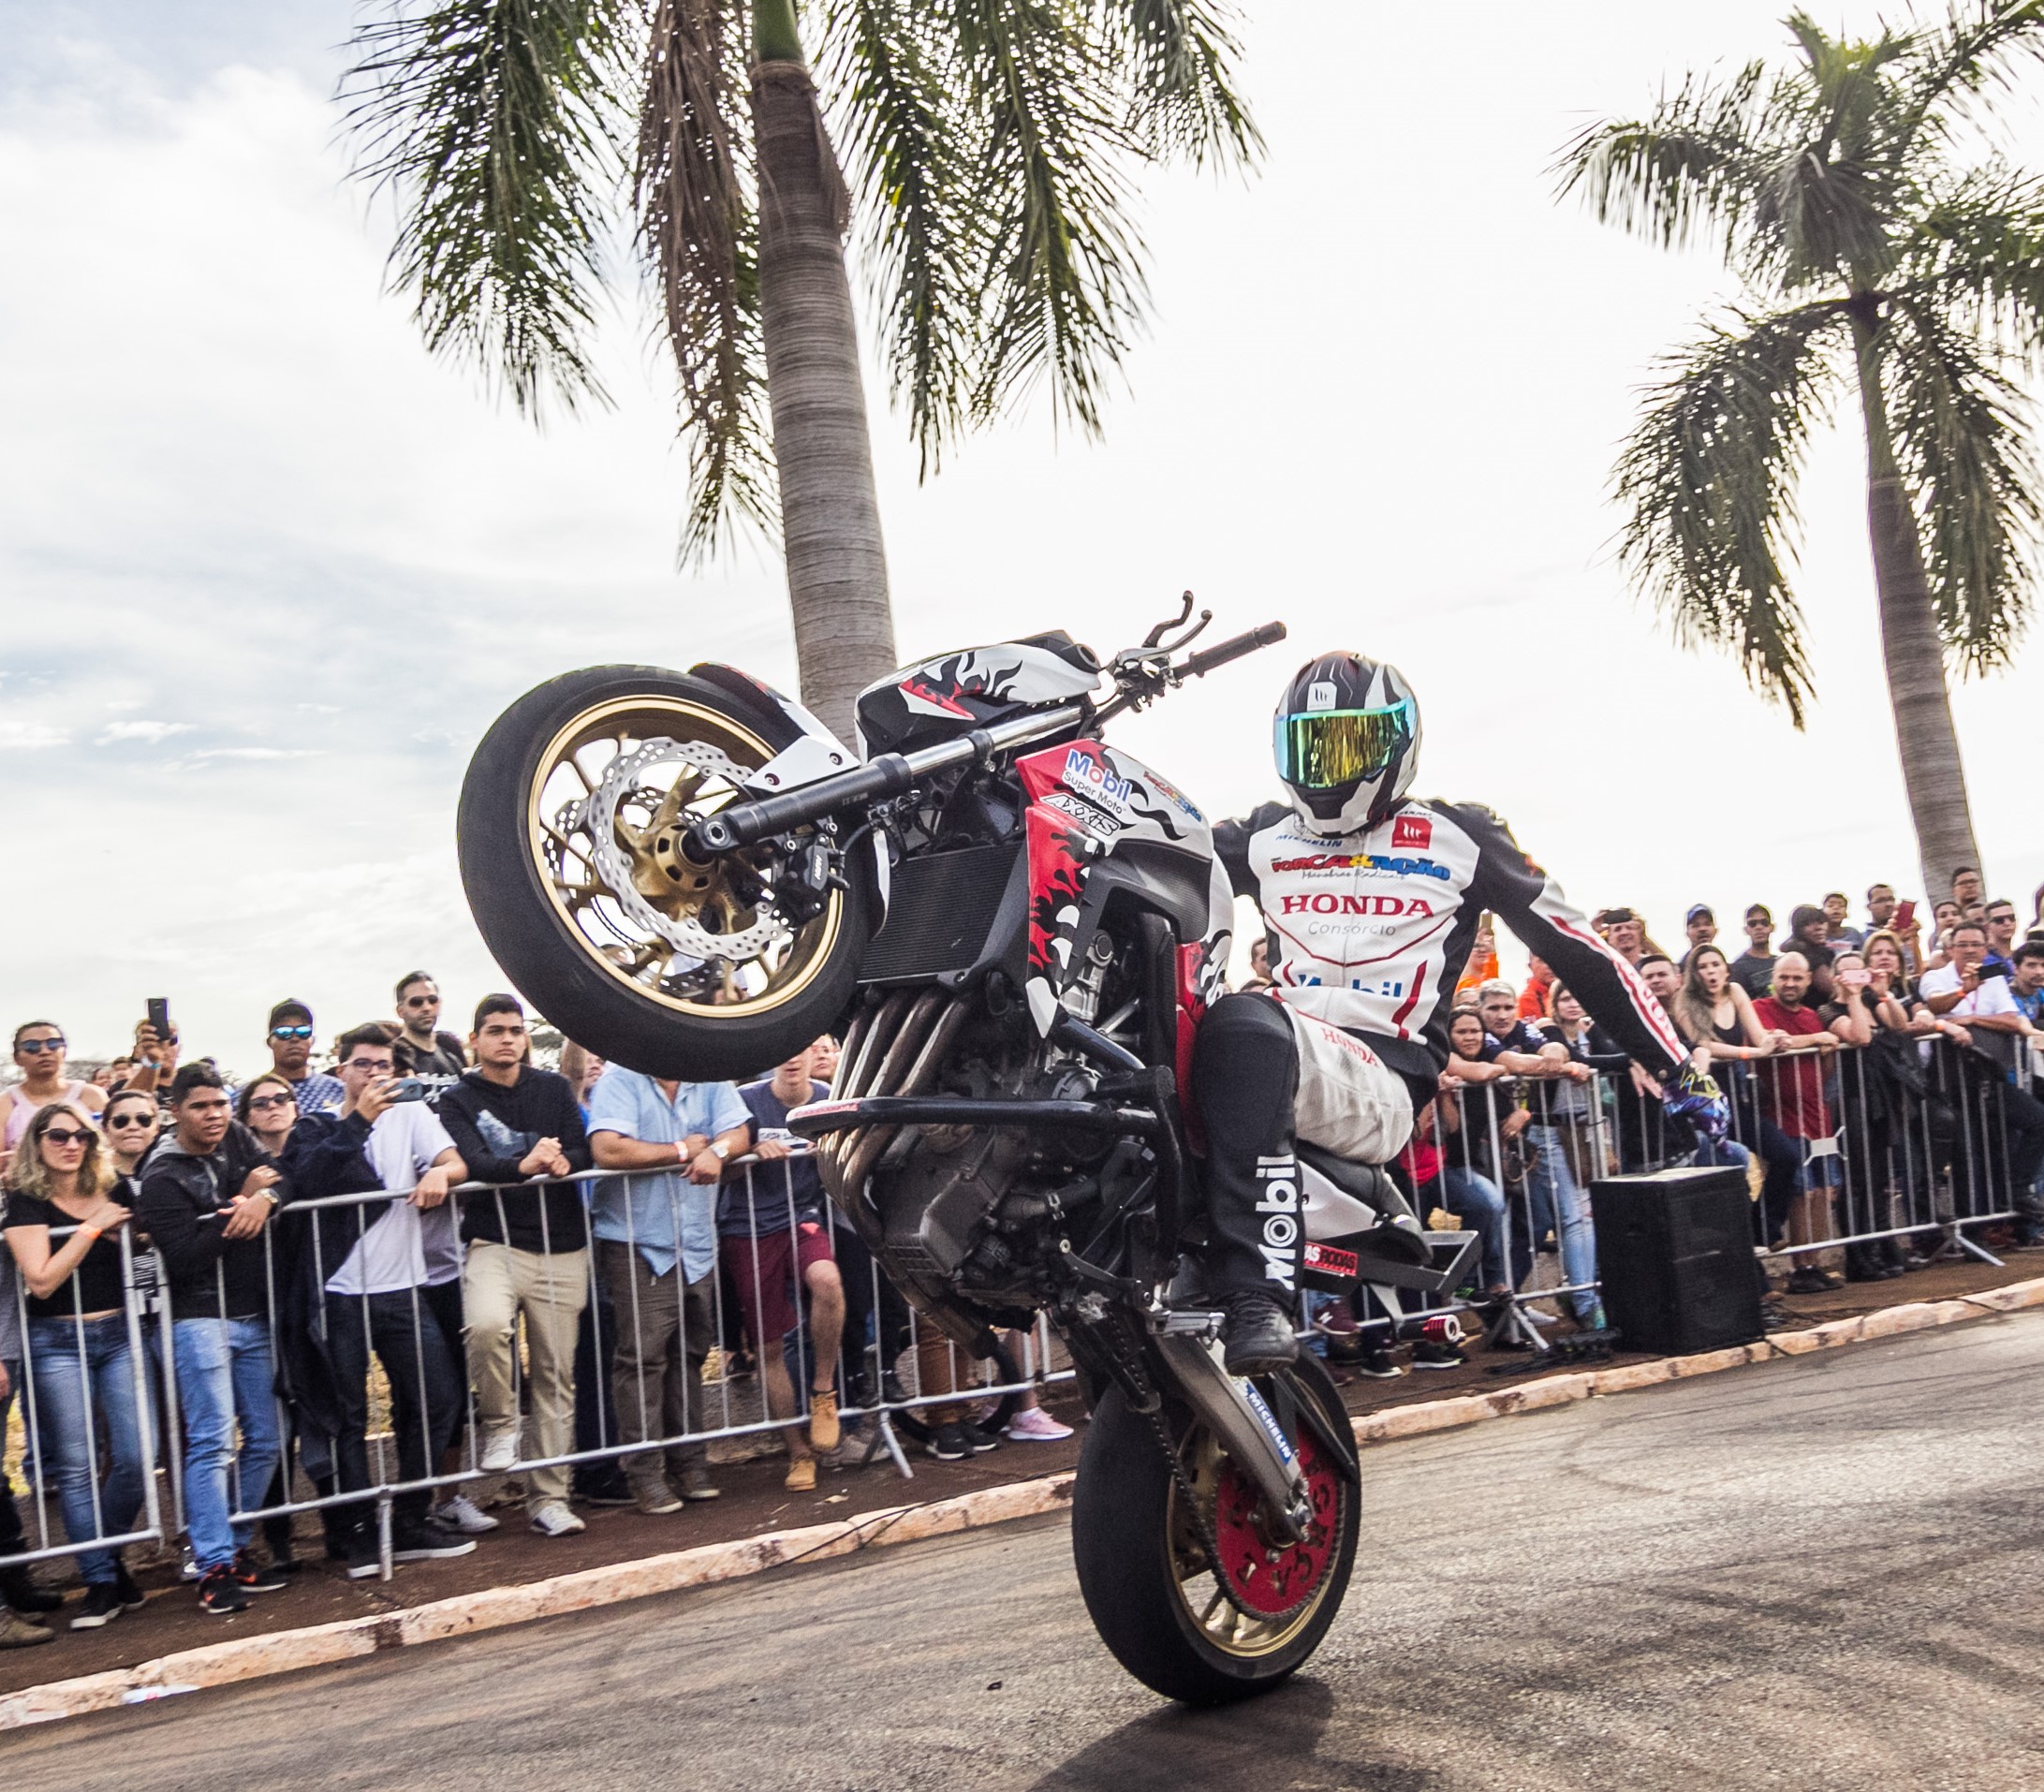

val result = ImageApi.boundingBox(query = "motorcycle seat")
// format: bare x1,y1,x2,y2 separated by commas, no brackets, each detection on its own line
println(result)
1296,1142,1417,1225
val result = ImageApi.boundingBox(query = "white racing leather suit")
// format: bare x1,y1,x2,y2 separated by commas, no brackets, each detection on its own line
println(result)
1191,795,1687,1299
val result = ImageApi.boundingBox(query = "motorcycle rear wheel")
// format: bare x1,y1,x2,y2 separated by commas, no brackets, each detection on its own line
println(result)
458,665,872,1080
1070,1355,1359,1704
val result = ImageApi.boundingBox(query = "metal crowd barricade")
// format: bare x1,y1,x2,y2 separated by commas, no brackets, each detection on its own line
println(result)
1,1151,1073,1581
1,1226,165,1572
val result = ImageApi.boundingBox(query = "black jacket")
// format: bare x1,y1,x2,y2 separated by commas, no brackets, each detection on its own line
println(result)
135,1122,290,1320
436,1068,593,1255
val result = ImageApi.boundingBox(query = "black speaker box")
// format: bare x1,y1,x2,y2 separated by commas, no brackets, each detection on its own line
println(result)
1589,1165,1764,1356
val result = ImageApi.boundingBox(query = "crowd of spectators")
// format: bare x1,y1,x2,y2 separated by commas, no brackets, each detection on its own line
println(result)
1278,872,2044,1380
5,869,2042,1648
0,973,1070,1652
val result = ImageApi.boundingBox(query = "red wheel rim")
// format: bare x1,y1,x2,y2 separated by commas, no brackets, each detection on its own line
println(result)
1211,1423,1339,1618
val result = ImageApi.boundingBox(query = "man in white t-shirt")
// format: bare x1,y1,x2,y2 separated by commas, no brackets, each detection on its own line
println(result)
317,1022,478,1574
1919,920,2044,1240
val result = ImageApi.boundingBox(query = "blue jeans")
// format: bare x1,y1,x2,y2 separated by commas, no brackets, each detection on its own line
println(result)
1522,1125,1601,1325
1439,1168,1508,1290
25,1314,148,1585
172,1317,281,1572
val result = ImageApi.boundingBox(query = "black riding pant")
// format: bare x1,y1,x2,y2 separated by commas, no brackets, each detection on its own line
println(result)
1191,992,1302,1300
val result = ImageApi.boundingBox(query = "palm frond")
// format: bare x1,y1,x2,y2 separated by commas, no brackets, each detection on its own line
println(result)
1882,294,2039,668
818,2,977,475
1895,0,2044,153
1097,0,1262,168
1612,303,1848,725
945,0,1148,436
343,0,638,419
1900,164,2044,353
1553,63,1774,263
637,0,775,555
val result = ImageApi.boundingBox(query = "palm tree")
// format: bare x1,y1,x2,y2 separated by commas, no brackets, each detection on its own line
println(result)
1560,3,2044,897
343,0,1258,741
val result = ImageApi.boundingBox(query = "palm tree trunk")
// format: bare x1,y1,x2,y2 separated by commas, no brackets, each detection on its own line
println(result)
748,3,897,747
1850,309,1982,901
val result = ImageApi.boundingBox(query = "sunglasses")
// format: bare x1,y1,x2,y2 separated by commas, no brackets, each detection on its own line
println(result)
17,1037,66,1054
402,994,438,1007
271,1024,314,1040
41,1127,92,1147
247,1093,296,1113
106,1112,156,1129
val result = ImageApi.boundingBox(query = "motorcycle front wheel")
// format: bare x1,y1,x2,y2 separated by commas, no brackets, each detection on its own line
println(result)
1070,1355,1359,1704
458,665,873,1080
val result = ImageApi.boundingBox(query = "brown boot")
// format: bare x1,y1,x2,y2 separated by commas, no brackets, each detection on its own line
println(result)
0,1609,53,1650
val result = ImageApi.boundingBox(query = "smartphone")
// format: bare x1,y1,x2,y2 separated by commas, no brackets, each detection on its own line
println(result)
145,997,171,1039
1894,899,1917,931
1842,968,1871,988
387,1078,430,1104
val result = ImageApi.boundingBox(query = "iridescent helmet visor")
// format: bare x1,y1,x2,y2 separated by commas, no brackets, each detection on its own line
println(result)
1272,700,1415,790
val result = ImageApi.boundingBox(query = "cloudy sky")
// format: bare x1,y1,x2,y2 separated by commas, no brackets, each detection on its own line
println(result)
4,1,2042,1071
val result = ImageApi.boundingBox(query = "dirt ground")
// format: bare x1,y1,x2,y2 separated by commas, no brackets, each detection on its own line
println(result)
4,1243,2036,1696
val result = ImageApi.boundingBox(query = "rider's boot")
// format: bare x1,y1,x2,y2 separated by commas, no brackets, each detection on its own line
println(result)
1192,993,1304,1375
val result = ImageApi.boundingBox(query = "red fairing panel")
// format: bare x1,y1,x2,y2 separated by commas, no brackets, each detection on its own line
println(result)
1176,940,1216,1154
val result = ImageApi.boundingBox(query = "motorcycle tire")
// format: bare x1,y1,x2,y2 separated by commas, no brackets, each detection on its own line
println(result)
458,664,874,1081
1070,1354,1359,1704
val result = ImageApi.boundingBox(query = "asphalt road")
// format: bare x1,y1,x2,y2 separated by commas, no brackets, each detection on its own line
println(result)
20,1313,2044,1791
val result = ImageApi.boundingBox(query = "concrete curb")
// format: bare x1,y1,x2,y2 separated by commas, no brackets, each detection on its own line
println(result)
10,1274,2044,1731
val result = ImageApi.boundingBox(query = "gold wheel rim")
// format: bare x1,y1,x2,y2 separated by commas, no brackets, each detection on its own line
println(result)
524,694,846,1020
1166,1427,1341,1660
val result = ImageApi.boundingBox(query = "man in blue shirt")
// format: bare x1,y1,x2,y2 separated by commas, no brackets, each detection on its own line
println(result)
587,1067,749,1514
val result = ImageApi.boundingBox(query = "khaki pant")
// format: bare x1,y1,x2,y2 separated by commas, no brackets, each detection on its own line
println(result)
463,1241,589,1511
596,1241,714,1491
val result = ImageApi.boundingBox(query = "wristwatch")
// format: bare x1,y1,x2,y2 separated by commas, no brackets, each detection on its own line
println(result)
710,1140,729,1162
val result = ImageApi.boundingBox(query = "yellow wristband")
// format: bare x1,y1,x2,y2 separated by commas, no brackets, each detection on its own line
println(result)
79,1226,101,1243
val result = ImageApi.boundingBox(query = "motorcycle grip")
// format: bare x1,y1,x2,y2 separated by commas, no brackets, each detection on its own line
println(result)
1178,620,1287,680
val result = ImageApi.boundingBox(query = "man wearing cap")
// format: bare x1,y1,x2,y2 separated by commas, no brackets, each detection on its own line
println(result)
1681,905,1716,966
1728,906,1779,1000
264,1002,344,1116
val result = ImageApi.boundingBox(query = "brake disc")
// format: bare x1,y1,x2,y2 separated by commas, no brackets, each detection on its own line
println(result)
582,737,787,962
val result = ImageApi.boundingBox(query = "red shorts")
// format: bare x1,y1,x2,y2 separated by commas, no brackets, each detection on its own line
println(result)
728,1221,836,1347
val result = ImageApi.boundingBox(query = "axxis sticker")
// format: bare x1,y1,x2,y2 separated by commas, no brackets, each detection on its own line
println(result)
1391,815,1432,849
1307,680,1338,712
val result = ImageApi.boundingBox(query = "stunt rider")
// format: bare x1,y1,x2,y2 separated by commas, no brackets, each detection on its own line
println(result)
1199,652,1694,1373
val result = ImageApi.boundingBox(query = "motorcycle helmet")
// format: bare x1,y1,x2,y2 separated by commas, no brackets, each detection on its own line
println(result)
1272,652,1420,836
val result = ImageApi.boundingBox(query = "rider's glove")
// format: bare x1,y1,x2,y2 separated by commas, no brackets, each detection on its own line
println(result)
1661,1062,1729,1143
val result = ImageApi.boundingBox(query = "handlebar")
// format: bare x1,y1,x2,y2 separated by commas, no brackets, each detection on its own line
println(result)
689,617,1287,857
1179,621,1287,680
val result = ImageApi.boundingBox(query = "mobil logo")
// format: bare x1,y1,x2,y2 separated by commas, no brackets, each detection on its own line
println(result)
1279,892,1434,918
1391,814,1432,849
1063,747,1132,809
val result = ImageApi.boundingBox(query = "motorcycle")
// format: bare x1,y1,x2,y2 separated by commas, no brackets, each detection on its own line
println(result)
458,597,1474,1702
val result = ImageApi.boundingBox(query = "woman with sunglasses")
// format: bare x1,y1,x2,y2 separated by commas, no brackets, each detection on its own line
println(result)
0,1022,107,1176
2,1104,149,1630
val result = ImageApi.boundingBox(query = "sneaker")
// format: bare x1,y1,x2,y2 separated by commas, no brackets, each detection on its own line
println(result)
178,1547,202,1583
390,1522,478,1563
477,1429,520,1474
784,1457,817,1492
632,1482,684,1516
574,1472,636,1506
342,1539,384,1580
68,1581,125,1630
0,1610,52,1650
434,1493,501,1535
1354,1347,1404,1380
1411,1339,1464,1371
677,1468,721,1503
529,1502,585,1538
968,1424,1002,1452
113,1563,148,1611
1220,1290,1300,1376
925,1422,974,1462
198,1565,249,1616
1004,1406,1074,1442
808,1389,842,1453
232,1550,290,1594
